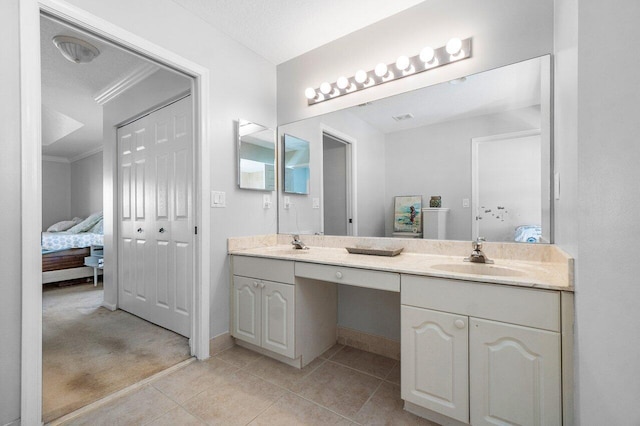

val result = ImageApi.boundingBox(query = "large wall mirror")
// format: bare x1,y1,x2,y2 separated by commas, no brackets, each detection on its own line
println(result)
278,55,552,243
237,119,276,191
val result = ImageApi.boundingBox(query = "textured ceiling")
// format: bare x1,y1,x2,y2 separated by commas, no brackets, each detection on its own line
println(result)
170,0,425,64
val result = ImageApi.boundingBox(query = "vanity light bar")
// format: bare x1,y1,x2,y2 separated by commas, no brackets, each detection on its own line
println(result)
305,37,472,105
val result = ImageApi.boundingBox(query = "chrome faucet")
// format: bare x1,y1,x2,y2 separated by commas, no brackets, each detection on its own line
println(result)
291,234,309,250
464,237,494,264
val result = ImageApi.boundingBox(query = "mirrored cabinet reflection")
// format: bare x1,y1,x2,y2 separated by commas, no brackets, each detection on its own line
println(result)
237,119,276,191
283,134,310,195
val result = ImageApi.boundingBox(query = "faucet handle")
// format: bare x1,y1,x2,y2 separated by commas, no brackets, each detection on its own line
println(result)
473,237,485,250
292,234,300,241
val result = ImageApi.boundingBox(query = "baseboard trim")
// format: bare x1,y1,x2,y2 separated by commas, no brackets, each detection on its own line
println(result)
209,332,234,356
2,418,21,426
337,326,400,360
101,301,116,311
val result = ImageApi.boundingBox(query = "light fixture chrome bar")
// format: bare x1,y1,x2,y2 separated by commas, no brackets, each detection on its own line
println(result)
305,37,472,105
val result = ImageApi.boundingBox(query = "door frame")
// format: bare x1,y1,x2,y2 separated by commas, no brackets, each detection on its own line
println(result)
19,1,211,423
319,124,357,236
470,129,541,240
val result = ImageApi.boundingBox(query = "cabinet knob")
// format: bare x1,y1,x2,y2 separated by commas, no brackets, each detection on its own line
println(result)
259,281,265,289
137,228,143,233
159,227,166,233
253,281,258,288
454,319,465,329
335,271,343,279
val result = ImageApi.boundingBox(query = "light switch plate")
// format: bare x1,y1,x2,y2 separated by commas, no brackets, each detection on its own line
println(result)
263,194,271,209
283,196,291,209
312,198,320,209
211,191,226,208
462,198,470,208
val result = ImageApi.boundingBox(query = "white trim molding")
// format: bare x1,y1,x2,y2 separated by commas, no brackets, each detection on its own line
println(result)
21,1,212,424
42,155,70,163
70,145,103,163
94,62,159,105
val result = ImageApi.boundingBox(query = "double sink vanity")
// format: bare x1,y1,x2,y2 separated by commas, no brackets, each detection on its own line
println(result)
228,234,574,426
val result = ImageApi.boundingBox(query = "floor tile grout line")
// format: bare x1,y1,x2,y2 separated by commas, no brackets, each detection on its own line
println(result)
242,392,287,425
241,357,328,391
382,359,400,383
324,357,393,381
353,379,385,420
286,389,362,424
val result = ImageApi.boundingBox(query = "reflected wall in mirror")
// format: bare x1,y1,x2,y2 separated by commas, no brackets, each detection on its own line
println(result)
283,134,310,195
278,55,551,243
237,119,275,191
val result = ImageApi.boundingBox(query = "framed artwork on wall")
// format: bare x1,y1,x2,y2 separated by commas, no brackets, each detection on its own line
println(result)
394,195,422,233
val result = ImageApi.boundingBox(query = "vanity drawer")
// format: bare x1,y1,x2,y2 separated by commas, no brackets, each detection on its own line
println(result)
295,262,400,292
232,256,295,284
401,274,560,331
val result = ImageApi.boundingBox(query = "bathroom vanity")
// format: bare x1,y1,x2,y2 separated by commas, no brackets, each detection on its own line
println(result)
228,234,574,426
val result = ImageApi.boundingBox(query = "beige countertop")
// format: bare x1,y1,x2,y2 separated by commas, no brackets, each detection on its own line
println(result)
228,235,574,292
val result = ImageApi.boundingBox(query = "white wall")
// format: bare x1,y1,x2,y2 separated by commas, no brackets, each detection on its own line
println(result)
70,151,103,218
42,160,71,231
574,1,640,424
384,107,540,240
0,1,22,422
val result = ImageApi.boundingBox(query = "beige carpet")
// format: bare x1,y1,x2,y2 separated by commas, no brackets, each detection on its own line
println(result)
43,283,191,423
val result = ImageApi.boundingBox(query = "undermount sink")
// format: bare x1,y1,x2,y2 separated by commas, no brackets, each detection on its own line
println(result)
430,263,526,277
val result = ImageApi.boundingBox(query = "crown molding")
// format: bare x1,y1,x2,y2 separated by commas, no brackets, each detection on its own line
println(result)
70,145,103,163
94,62,159,105
42,155,70,163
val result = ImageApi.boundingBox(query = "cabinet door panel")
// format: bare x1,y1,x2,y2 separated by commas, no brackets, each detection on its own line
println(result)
233,276,261,346
401,305,469,423
470,318,561,426
262,281,295,358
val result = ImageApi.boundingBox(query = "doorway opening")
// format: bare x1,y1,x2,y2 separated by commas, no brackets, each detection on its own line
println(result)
22,4,212,423
322,132,354,236
471,129,542,243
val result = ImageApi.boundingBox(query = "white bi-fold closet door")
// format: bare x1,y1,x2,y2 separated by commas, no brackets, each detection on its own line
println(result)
117,95,193,337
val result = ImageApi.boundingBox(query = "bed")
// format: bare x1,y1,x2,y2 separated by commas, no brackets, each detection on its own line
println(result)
42,213,104,284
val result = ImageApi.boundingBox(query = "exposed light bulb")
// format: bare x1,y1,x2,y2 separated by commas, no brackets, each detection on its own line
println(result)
419,46,435,63
336,76,349,90
396,56,410,71
446,38,462,55
320,82,332,95
355,70,368,84
374,62,388,77
304,87,317,100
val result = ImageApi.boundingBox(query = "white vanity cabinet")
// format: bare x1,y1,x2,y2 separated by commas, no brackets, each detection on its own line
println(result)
401,274,563,426
231,255,337,367
233,275,295,358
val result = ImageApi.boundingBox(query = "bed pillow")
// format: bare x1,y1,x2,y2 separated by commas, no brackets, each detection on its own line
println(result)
47,220,76,232
88,218,104,235
67,211,103,234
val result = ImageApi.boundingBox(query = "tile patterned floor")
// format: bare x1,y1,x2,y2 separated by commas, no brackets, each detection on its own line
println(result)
59,344,438,425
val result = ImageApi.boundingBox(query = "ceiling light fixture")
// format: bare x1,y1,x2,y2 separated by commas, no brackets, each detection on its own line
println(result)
304,37,472,105
52,35,100,64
